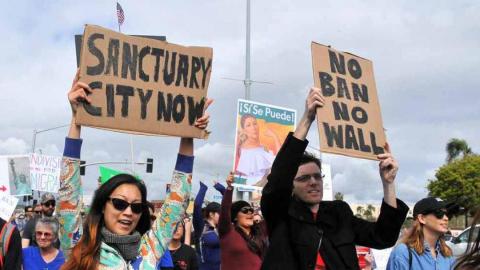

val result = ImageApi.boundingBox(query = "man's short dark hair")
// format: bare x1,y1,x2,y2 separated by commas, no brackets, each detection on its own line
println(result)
300,151,321,170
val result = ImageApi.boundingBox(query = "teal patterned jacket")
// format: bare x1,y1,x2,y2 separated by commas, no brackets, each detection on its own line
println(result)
56,137,192,269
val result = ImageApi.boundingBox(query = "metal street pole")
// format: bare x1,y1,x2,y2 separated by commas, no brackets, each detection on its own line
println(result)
244,0,251,100
31,124,70,153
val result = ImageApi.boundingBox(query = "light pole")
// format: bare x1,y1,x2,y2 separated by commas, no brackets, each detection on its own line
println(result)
31,124,70,153
245,0,251,100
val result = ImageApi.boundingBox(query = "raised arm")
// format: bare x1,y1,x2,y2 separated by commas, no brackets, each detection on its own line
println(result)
377,143,398,208
218,173,234,237
261,87,324,233
57,69,92,256
213,182,226,195
193,181,208,236
140,99,212,262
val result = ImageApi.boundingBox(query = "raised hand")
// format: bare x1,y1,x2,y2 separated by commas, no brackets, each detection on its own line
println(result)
377,142,398,185
194,98,213,130
304,87,325,122
226,172,234,188
68,69,92,116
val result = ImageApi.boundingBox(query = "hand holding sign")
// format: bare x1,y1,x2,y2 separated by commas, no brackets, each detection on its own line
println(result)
378,143,398,185
69,69,93,116
226,172,234,188
193,98,213,130
305,87,325,122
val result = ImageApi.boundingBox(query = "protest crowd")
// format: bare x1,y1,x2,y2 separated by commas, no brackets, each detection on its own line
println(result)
0,8,479,270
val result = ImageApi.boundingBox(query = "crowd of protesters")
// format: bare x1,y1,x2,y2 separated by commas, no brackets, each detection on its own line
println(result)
1,73,479,270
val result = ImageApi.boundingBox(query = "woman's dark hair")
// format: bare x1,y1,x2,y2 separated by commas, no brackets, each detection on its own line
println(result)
234,222,267,259
454,209,480,270
62,174,149,270
232,200,267,259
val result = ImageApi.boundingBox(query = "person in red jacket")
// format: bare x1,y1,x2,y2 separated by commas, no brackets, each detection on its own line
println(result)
218,173,268,270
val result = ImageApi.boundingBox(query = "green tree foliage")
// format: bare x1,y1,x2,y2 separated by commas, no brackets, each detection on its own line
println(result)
428,155,480,214
334,192,344,201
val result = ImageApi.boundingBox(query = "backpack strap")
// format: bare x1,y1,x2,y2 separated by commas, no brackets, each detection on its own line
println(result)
0,222,16,268
408,246,413,270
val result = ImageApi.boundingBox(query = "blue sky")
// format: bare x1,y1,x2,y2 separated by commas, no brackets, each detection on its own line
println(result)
0,0,478,205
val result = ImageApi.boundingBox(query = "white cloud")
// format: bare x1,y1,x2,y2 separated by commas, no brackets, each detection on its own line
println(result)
0,138,29,155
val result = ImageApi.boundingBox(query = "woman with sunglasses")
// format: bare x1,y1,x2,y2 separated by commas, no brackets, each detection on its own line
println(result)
386,197,455,270
22,217,65,270
218,173,268,270
58,70,211,270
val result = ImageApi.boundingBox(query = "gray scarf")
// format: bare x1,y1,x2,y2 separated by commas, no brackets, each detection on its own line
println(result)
101,227,141,261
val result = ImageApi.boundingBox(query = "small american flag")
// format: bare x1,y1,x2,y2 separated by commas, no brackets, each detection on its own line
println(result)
116,2,125,26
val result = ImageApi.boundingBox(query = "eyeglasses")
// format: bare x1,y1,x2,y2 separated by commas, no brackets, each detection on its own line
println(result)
294,173,324,183
42,200,56,208
34,210,42,214
426,209,448,219
35,231,53,239
108,198,144,214
239,206,254,214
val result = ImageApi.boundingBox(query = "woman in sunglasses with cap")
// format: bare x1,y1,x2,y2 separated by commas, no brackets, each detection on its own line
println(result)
386,197,455,270
218,173,268,270
58,70,211,270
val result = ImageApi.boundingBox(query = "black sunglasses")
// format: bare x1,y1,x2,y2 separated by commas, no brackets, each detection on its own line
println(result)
240,206,254,214
294,173,325,183
108,198,144,214
43,200,56,208
425,209,447,219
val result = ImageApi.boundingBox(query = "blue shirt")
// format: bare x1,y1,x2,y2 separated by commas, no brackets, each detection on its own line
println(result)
22,246,65,270
386,242,455,270
158,249,174,269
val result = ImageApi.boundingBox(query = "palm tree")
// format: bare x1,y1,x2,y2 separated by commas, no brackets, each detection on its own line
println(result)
356,206,364,218
446,138,472,163
334,192,344,201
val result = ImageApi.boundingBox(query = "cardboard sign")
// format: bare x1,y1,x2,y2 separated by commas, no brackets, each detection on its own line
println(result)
311,42,386,160
30,154,62,193
77,25,213,138
0,155,31,196
0,193,19,221
233,99,296,185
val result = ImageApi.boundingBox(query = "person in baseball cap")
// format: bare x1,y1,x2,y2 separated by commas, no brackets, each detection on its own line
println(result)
413,197,448,219
387,197,455,269
40,193,56,217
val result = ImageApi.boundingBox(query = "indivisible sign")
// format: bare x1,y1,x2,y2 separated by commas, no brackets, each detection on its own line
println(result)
29,154,62,193
233,99,296,185
312,42,386,160
77,25,213,138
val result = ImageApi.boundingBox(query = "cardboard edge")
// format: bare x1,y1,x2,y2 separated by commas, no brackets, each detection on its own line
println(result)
311,41,373,63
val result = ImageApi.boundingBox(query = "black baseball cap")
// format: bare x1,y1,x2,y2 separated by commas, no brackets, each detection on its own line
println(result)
413,197,446,218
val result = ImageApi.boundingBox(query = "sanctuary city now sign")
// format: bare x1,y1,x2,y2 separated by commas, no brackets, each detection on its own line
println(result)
77,25,213,138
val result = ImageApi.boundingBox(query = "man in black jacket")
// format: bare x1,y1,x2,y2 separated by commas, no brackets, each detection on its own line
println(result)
261,88,409,270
